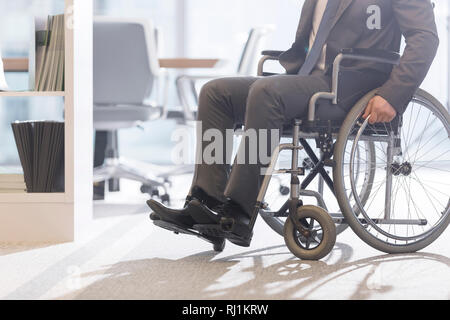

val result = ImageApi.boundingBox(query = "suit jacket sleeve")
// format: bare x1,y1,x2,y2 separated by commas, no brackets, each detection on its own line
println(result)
376,0,439,114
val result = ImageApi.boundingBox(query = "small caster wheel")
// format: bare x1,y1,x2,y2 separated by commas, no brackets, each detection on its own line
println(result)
284,205,336,261
161,194,170,205
279,185,290,196
140,184,152,194
152,189,160,197
213,238,225,252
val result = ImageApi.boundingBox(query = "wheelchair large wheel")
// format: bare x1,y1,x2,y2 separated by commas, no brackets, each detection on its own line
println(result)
334,88,450,254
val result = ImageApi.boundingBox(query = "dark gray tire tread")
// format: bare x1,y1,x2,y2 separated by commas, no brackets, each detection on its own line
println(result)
284,205,337,260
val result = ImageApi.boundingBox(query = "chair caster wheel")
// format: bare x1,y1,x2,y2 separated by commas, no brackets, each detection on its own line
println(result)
140,184,151,194
213,238,225,252
279,186,290,196
161,194,170,205
284,205,336,261
141,184,160,197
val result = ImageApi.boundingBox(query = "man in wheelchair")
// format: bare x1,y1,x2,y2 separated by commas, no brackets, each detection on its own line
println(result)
149,0,440,251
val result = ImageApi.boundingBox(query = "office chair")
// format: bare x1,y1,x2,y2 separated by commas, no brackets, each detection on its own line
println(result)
176,26,275,121
93,17,170,202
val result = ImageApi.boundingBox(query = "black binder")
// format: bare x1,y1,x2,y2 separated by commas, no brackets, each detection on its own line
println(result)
11,121,65,193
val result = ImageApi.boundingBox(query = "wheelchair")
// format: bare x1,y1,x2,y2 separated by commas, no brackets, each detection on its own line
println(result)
250,48,450,260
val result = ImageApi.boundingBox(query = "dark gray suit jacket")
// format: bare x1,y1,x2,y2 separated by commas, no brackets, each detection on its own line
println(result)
279,0,439,114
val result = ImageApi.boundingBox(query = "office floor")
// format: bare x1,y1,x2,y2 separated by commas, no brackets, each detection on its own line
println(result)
0,175,449,300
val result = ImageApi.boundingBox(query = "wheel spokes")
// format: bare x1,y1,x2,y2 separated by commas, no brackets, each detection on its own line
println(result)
344,93,450,245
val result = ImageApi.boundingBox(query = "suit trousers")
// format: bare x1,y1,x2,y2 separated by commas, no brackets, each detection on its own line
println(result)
190,70,386,217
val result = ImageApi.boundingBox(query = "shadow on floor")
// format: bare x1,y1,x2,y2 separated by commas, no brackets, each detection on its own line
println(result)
56,243,450,300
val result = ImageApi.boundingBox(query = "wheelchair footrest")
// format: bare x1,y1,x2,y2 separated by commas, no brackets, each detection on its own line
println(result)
154,220,198,236
154,220,224,245
193,224,252,247
193,224,225,238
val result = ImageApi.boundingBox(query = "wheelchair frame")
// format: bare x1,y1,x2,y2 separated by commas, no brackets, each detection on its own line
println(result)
249,47,450,259
149,47,449,259
249,48,401,233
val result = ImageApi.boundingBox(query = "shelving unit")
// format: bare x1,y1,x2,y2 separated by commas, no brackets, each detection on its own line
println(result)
0,0,93,243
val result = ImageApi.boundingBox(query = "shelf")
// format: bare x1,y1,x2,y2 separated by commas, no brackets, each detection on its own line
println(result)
0,91,65,97
0,0,93,243
0,192,68,203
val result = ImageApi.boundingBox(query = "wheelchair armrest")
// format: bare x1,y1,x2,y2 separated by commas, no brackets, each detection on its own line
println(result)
327,48,400,105
339,48,400,65
261,50,284,58
307,49,400,122
257,50,284,77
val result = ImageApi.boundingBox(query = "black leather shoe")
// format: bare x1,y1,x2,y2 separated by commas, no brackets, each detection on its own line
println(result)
149,211,161,221
217,201,253,247
148,187,224,228
188,199,253,247
147,199,195,228
149,194,192,220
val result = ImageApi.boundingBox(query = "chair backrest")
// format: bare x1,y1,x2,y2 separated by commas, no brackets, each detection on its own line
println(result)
93,18,160,105
237,25,275,76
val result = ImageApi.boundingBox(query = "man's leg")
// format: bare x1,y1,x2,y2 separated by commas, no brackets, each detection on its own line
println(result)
190,76,259,203
149,76,258,226
224,74,346,216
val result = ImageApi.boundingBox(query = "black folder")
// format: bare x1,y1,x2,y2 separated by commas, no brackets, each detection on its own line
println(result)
11,121,65,193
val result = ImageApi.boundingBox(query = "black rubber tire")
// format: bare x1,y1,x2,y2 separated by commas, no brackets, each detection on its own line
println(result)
284,205,336,260
333,88,450,254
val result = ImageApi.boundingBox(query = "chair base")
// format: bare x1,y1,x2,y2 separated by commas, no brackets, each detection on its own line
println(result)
94,158,168,195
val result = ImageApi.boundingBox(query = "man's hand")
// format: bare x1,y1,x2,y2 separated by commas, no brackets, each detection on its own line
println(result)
363,96,397,124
